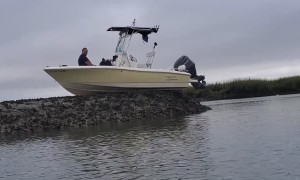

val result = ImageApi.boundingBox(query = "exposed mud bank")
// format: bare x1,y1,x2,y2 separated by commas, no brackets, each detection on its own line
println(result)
0,91,211,134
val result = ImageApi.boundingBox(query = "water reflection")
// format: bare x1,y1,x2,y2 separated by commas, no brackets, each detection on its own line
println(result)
58,116,211,179
0,115,211,179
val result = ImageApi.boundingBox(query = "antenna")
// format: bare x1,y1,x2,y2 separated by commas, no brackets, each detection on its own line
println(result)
125,19,136,56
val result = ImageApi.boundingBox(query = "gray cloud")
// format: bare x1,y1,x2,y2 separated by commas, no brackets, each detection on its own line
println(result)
1,0,300,101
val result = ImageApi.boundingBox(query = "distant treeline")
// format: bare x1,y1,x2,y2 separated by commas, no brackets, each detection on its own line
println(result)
184,76,300,101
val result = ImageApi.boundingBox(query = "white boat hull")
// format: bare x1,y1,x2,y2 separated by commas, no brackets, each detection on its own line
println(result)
44,66,191,95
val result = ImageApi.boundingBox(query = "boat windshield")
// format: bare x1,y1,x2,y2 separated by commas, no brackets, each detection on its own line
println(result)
115,31,132,54
115,36,126,53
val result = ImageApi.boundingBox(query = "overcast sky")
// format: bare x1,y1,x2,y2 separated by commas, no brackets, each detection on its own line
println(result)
1,0,300,101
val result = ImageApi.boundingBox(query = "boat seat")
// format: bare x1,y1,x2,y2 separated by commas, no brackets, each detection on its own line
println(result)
145,51,155,68
138,64,147,68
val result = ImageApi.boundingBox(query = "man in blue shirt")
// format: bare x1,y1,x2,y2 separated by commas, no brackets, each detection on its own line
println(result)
78,48,94,66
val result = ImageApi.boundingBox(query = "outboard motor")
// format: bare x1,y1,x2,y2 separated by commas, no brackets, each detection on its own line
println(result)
174,55,206,89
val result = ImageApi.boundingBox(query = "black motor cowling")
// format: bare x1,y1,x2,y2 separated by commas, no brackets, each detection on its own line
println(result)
174,55,206,89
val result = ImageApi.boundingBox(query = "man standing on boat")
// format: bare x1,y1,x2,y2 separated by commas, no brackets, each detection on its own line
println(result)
78,48,95,66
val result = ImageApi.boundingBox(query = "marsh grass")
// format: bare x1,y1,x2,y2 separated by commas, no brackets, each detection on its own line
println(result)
184,76,300,100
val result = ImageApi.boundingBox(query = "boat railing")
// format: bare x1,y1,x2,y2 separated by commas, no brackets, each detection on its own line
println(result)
129,55,138,62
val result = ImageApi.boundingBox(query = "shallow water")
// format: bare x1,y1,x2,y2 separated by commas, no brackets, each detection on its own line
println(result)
1,94,300,179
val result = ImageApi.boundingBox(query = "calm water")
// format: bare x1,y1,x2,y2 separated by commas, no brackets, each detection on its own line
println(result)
1,94,300,179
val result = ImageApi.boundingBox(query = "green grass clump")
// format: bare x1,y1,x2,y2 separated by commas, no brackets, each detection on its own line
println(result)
183,76,300,100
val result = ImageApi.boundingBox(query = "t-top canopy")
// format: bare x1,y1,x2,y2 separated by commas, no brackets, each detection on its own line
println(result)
107,26,159,42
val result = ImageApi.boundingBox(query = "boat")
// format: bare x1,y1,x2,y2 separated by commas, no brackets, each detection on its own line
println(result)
44,20,206,96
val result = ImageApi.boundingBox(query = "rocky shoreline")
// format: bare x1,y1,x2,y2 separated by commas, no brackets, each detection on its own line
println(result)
0,91,211,135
